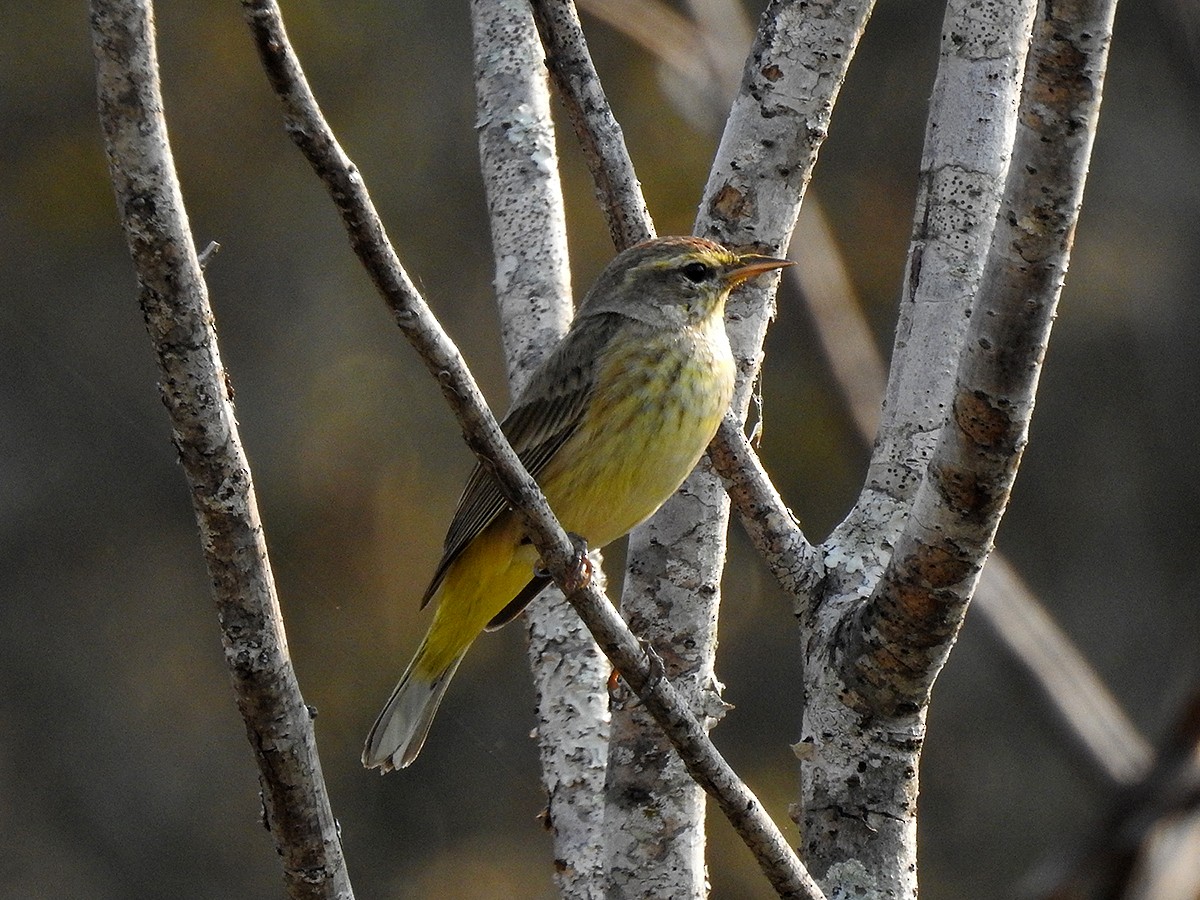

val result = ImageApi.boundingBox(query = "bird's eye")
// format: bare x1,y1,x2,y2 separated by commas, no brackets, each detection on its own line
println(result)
680,261,712,283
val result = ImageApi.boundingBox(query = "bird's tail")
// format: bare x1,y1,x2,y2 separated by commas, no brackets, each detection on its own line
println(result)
362,642,464,772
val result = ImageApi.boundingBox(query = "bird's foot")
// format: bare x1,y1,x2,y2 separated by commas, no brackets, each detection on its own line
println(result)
641,640,666,690
561,533,593,595
536,533,593,594
606,641,666,709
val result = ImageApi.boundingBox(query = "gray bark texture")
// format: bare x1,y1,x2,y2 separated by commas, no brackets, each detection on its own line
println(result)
243,0,823,896
90,2,352,897
797,0,1118,894
609,2,877,896
470,2,610,897
97,0,1128,895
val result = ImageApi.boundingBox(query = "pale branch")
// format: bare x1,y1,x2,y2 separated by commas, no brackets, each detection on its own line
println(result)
89,2,351,898
688,3,1132,791
527,0,654,249
470,1,608,896
549,5,872,893
784,177,1152,788
793,2,1069,891
698,0,875,257
612,2,876,892
848,0,1120,716
833,0,1039,561
793,206,1154,788
794,191,1152,792
473,0,575,393
240,2,823,896
692,0,876,564
581,0,1152,819
532,5,716,892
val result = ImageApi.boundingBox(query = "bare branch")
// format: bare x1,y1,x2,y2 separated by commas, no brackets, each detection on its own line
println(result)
792,1,1051,891
474,0,574,393
788,190,1152,789
698,0,875,256
832,0,1039,566
240,2,823,896
548,3,871,892
690,0,877,624
579,0,1155,871
528,0,654,248
89,2,351,898
528,3,818,894
849,0,1120,717
609,1,876,891
471,1,608,895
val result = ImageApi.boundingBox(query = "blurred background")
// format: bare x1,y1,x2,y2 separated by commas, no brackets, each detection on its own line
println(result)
3,1,1199,897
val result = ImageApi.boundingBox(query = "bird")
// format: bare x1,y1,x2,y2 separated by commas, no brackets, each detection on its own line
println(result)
363,235,791,771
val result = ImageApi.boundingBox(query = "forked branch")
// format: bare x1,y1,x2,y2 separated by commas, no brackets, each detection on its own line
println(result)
239,0,823,895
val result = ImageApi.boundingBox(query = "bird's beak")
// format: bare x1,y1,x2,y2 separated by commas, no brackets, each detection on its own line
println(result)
725,254,794,288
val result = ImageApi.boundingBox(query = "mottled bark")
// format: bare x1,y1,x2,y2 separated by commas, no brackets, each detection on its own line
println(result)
799,0,1118,893
528,0,655,249
618,2,876,895
91,2,351,897
471,2,609,896
243,0,821,896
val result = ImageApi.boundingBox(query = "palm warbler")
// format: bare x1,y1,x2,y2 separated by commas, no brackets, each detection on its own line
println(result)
363,236,791,771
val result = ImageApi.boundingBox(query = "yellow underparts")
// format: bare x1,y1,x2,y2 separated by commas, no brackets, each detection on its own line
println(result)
417,315,735,679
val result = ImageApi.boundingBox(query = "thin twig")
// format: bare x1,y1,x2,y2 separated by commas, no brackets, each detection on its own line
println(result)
90,2,351,898
239,2,824,897
528,0,654,249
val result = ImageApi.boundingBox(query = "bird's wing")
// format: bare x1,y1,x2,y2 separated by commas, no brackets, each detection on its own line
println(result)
419,313,618,607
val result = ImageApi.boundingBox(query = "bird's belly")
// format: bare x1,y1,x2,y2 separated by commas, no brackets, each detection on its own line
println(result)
541,327,734,548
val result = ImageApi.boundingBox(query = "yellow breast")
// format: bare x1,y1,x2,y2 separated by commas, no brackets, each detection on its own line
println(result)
538,314,735,547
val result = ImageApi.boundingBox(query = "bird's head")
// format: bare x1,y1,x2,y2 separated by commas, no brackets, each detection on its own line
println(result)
578,236,793,326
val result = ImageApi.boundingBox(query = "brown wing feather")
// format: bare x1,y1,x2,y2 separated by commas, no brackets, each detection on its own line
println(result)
419,313,620,607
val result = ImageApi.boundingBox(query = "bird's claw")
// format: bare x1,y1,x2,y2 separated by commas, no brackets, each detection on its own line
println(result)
641,641,666,689
606,640,666,709
537,533,593,594
562,533,593,594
